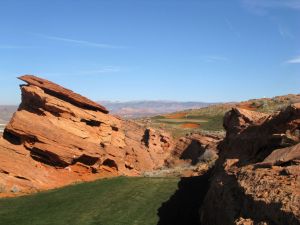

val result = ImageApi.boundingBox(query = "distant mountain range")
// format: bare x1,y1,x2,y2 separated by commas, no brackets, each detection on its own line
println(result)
0,101,212,125
2,94,299,124
99,101,213,118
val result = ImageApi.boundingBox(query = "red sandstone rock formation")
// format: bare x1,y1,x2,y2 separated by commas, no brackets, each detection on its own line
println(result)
201,105,300,225
0,75,174,197
4,75,298,225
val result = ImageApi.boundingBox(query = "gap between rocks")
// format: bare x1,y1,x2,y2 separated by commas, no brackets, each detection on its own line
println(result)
156,171,211,225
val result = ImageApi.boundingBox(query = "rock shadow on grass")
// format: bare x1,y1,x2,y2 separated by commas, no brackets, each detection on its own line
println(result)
157,174,210,225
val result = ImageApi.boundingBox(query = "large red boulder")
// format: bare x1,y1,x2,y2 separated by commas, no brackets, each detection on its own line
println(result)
0,75,174,197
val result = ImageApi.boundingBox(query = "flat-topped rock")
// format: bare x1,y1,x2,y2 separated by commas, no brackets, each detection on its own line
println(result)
19,75,109,113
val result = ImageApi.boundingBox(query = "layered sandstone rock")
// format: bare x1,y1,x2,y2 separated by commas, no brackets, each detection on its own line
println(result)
146,133,222,177
201,105,300,225
0,75,174,196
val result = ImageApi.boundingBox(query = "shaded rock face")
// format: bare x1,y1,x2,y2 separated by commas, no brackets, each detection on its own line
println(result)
167,133,221,166
157,134,222,178
0,75,174,196
201,105,300,225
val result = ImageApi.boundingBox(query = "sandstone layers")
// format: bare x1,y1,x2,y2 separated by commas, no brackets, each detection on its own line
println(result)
201,105,300,225
0,75,174,196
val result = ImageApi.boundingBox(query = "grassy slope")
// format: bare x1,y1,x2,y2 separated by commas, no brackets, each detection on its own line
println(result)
0,177,179,225
139,94,300,137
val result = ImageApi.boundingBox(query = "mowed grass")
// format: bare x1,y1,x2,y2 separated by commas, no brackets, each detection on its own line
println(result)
144,105,229,137
153,115,224,134
0,177,179,225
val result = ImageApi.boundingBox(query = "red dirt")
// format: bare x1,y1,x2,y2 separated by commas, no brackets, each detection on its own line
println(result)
181,123,200,128
237,103,258,111
165,112,187,119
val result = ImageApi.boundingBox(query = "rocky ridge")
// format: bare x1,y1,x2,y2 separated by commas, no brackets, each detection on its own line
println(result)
200,104,300,225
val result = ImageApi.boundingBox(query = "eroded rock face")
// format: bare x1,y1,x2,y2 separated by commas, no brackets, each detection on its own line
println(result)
166,133,221,167
153,133,222,177
0,75,174,196
201,105,300,225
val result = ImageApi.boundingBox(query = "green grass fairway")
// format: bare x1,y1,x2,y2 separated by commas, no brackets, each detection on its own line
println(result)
0,177,179,225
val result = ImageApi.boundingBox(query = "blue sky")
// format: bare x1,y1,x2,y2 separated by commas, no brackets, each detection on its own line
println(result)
0,0,299,104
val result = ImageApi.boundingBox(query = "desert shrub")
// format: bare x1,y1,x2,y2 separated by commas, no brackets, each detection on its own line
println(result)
250,101,259,107
152,115,165,120
198,150,218,163
11,185,20,193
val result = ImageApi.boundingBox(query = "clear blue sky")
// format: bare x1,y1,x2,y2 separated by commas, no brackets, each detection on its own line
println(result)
0,0,299,104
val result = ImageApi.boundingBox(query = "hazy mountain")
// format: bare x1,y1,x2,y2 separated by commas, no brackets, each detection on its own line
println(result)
0,105,17,124
99,100,213,118
0,105,17,132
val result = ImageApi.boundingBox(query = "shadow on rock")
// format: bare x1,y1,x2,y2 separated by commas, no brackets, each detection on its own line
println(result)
157,173,210,225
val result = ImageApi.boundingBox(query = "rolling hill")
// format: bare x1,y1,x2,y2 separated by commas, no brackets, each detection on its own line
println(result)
139,94,300,137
